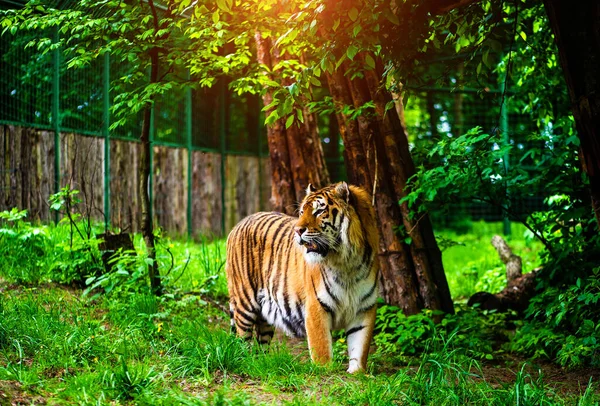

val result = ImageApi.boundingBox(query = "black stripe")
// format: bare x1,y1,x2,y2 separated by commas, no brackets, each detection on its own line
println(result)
359,283,377,303
283,316,303,337
320,268,340,305
237,288,256,315
282,290,292,320
295,301,304,322
236,310,256,325
259,330,274,338
317,297,334,314
236,323,253,332
362,242,373,266
357,302,376,314
263,218,290,288
241,223,258,296
331,208,338,224
311,276,335,316
345,325,365,337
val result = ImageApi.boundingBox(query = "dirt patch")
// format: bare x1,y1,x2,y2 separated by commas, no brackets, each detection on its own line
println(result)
0,381,46,406
468,356,599,397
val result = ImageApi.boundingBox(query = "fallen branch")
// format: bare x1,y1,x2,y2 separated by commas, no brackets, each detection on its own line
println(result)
468,235,539,313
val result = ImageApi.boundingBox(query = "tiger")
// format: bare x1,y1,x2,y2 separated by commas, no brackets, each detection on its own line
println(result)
225,182,379,373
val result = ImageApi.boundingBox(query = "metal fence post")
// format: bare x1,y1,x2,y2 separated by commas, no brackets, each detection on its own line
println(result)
186,74,193,239
103,51,111,231
219,80,226,236
52,27,60,224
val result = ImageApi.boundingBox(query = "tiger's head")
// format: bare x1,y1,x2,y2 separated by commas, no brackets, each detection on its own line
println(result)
294,182,362,264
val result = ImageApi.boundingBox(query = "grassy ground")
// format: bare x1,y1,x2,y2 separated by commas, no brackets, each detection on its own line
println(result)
0,222,598,405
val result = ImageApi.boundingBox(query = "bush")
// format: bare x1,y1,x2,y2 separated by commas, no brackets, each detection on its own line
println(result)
374,304,510,360
510,269,600,367
0,208,50,284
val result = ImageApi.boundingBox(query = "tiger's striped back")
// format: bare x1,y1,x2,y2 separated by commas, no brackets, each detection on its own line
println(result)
226,212,307,341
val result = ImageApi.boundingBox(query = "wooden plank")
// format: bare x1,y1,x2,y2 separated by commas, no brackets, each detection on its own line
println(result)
153,145,188,236
260,157,272,212
224,155,239,232
38,130,55,221
26,129,53,221
191,151,222,238
0,126,272,237
224,155,264,232
59,133,105,223
110,139,142,232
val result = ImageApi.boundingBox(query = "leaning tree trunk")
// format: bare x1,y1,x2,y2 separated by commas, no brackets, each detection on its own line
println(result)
326,54,453,314
254,33,329,214
543,0,600,230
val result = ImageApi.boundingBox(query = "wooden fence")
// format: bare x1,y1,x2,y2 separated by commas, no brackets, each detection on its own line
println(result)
0,125,271,237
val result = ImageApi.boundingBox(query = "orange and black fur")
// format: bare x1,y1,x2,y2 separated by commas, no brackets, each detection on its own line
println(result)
226,182,379,373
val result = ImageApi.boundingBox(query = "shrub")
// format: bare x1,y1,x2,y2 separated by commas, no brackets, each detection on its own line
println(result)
510,268,600,367
374,304,510,360
0,208,49,284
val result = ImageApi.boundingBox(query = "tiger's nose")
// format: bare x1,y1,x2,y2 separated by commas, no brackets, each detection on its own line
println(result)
295,227,306,237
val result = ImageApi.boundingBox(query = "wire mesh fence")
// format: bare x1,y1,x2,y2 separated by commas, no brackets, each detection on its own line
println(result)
0,27,269,237
404,86,548,232
1,21,548,236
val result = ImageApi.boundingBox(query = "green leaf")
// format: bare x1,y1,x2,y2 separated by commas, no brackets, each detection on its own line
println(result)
335,54,346,70
346,45,359,60
216,0,230,13
285,115,294,129
489,39,502,53
383,9,399,25
296,108,304,123
353,25,361,37
332,18,340,32
519,31,527,41
365,54,376,70
265,110,279,125
309,76,321,87
348,7,358,22
212,11,219,24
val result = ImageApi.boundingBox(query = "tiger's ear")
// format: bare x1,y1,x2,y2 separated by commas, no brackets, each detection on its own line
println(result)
306,183,317,195
335,182,350,203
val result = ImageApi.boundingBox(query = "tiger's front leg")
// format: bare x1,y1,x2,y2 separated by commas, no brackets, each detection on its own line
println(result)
305,293,333,365
345,305,377,373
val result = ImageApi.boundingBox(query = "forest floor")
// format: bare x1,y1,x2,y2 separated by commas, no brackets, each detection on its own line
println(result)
1,222,598,405
1,280,599,405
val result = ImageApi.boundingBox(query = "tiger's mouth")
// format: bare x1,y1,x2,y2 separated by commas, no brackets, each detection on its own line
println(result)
302,241,329,256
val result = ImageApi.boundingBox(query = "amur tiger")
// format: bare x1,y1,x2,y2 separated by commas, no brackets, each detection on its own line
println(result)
225,182,379,373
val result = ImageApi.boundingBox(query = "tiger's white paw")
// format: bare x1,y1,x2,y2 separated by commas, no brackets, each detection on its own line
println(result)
347,359,363,374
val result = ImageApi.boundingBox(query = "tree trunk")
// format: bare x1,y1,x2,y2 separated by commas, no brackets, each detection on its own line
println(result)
254,32,329,214
140,0,162,295
326,55,453,314
543,0,600,229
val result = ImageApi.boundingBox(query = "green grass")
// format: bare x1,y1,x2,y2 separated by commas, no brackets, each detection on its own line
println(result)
0,219,596,404
1,284,597,404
